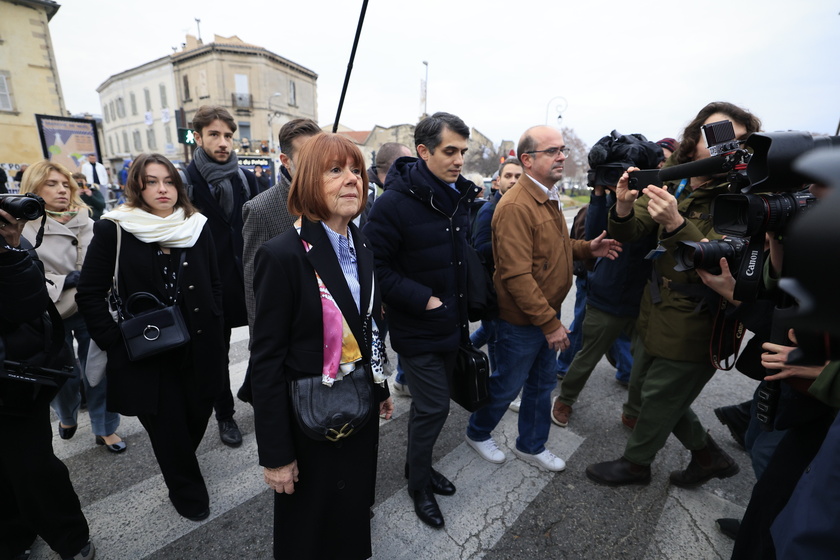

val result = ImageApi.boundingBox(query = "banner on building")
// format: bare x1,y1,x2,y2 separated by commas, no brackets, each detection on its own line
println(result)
34,114,102,173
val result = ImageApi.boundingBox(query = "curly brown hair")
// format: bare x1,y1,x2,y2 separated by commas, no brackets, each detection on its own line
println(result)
673,101,762,165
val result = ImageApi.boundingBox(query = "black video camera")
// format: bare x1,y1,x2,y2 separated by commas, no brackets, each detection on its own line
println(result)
0,193,45,223
712,189,817,238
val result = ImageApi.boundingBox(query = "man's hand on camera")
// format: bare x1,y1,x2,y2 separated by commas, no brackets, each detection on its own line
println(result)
0,209,26,252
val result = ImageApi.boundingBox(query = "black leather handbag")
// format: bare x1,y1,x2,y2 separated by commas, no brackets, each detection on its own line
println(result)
289,365,374,442
450,343,491,412
119,291,190,361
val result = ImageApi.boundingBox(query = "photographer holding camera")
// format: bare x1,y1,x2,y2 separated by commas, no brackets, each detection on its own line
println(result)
586,101,761,487
0,207,94,560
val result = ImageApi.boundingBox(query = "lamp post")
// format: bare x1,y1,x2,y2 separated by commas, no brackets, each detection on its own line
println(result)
545,96,568,125
267,92,283,176
421,60,429,119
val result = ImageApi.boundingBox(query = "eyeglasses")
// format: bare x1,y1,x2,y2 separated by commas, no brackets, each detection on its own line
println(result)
525,147,570,158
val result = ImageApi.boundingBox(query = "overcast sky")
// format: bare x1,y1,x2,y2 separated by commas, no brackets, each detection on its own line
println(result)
49,0,839,149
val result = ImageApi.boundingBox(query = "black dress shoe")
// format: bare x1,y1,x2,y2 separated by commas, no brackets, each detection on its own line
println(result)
219,419,243,447
408,487,444,528
58,424,77,440
96,435,127,453
404,464,456,496
586,457,651,486
184,508,210,522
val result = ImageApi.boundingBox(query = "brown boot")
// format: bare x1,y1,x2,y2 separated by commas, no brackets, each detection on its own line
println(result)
586,457,651,486
669,433,740,488
552,397,572,427
621,413,637,430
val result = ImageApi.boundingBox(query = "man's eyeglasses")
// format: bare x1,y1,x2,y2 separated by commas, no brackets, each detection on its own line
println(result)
525,147,570,158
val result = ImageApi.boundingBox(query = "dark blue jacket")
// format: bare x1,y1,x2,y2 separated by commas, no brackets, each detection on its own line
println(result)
585,192,656,318
362,157,479,355
472,190,501,270
186,160,258,328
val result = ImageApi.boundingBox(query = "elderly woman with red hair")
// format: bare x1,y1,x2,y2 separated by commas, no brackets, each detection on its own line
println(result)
250,133,393,560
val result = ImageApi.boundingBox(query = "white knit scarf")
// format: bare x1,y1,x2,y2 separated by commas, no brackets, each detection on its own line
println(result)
101,206,207,248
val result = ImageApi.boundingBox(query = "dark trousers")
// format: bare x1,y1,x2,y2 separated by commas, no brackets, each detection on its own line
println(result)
213,326,234,421
0,403,89,559
732,412,834,560
401,350,458,491
138,371,214,518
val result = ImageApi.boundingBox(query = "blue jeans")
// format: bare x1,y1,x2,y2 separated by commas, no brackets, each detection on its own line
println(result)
557,277,587,375
469,318,498,371
50,312,120,437
395,357,406,385
467,319,557,455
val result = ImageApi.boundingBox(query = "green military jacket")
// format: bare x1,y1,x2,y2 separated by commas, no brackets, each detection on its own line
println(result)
608,181,728,363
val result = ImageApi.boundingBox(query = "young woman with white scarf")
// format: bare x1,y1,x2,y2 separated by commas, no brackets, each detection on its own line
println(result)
77,153,226,522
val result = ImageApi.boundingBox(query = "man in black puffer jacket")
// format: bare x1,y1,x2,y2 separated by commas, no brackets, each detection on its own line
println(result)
363,112,480,529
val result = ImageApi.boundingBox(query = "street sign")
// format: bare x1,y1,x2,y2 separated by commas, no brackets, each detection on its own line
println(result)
177,127,196,145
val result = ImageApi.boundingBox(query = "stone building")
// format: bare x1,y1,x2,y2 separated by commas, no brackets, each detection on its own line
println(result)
97,33,318,170
329,121,505,178
0,0,65,185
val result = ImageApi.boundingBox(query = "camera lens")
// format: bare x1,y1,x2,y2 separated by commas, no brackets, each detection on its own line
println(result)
0,193,46,222
674,238,747,275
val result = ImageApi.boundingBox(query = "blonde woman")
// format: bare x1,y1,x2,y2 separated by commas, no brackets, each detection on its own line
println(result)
20,160,125,453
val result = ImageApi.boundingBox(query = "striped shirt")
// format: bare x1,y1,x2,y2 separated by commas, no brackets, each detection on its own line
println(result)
321,222,360,313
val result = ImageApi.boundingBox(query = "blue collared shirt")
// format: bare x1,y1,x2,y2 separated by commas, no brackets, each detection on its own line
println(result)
321,223,360,313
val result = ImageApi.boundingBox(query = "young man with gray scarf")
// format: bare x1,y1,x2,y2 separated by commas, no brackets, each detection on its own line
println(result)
186,105,258,447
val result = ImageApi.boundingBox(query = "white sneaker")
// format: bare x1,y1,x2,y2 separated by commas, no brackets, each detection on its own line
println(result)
465,434,506,463
508,397,522,413
513,448,566,472
391,380,411,397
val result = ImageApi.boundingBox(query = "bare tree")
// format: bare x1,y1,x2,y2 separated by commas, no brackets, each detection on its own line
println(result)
560,127,590,193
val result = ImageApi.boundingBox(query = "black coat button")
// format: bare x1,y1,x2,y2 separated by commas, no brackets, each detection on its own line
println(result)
337,480,345,490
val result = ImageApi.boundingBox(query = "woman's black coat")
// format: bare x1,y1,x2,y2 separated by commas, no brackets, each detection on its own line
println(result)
250,217,386,468
76,219,225,416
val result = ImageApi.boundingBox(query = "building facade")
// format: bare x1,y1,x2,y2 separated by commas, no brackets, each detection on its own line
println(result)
0,0,65,187
97,34,318,172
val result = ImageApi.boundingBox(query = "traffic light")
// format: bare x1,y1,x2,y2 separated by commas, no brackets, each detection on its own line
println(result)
177,128,196,145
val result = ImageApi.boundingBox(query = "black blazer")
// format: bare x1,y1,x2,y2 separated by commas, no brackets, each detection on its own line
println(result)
76,219,226,416
186,161,258,327
250,218,386,468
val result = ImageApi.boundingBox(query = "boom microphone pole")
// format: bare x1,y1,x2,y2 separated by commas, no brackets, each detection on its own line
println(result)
332,0,369,133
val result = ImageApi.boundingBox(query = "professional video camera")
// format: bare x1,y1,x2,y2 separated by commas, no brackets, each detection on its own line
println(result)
0,193,45,223
587,130,664,188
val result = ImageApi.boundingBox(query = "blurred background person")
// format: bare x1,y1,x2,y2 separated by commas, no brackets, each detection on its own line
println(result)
20,160,125,453
77,153,225,521
72,173,106,221
251,133,392,559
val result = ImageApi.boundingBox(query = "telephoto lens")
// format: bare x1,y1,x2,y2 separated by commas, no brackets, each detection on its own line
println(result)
673,237,748,275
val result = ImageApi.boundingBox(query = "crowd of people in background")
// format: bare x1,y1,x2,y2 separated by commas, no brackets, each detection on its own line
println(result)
2,100,837,560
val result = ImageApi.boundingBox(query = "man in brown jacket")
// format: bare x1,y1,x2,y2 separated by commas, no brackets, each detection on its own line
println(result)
465,125,620,471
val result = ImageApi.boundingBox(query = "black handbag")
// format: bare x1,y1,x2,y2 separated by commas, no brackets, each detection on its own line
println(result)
289,365,374,442
118,292,190,361
113,244,190,362
450,343,491,412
